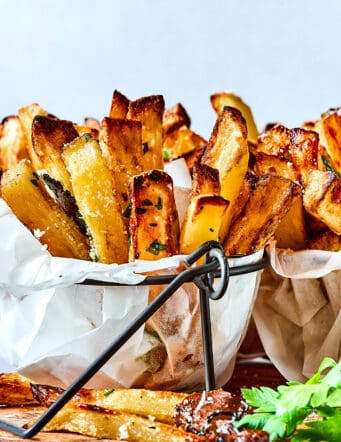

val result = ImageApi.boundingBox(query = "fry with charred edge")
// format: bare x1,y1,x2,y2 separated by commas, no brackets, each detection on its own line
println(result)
109,89,130,119
1,159,90,259
163,126,207,161
183,145,206,175
100,117,143,212
180,195,229,254
274,191,308,250
224,174,301,256
128,95,165,171
191,163,220,196
62,134,128,263
129,170,179,261
31,115,78,192
201,106,249,240
321,110,341,172
34,404,204,442
0,373,38,406
162,103,191,136
290,128,319,187
251,150,300,183
210,92,258,144
230,171,258,226
0,115,28,171
31,383,187,424
303,169,341,235
257,124,292,160
18,103,48,170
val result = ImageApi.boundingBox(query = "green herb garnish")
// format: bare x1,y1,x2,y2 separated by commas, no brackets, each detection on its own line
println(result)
155,196,162,210
163,148,172,160
136,207,147,214
122,202,132,218
322,155,341,179
104,388,115,397
30,179,38,187
146,240,167,255
235,357,341,441
141,198,153,206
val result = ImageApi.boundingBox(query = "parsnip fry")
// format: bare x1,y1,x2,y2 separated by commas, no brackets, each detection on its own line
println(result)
18,103,48,170
31,115,78,192
0,373,37,406
31,383,186,424
100,117,143,211
62,134,128,263
128,95,165,170
129,170,179,261
210,92,258,144
0,116,28,171
109,89,130,119
1,159,90,259
180,195,229,254
224,174,301,255
303,170,341,235
201,106,249,239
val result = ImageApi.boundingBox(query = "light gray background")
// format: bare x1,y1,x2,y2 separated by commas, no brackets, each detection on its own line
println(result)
1,0,340,138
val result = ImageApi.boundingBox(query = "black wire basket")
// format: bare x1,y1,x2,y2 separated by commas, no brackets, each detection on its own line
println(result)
0,241,269,439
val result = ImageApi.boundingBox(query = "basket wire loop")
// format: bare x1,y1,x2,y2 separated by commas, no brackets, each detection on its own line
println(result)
0,241,228,438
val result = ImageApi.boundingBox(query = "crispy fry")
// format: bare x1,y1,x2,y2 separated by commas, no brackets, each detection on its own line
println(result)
0,115,28,171
31,383,186,424
224,174,301,255
0,373,37,406
31,115,78,192
274,191,308,250
163,126,207,161
162,103,191,136
128,95,165,170
252,150,300,182
290,128,319,186
1,159,90,259
303,169,341,235
230,171,258,225
62,134,129,263
109,89,130,119
191,163,220,196
129,170,179,261
100,117,143,212
257,124,292,160
307,229,341,251
210,92,258,144
201,106,249,239
180,195,229,254
18,103,49,170
321,109,341,172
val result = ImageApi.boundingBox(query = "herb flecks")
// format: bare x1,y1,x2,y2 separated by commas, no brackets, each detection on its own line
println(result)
141,198,153,206
136,207,147,214
163,148,172,160
30,179,39,187
122,202,132,218
155,196,162,210
146,240,167,255
104,388,115,397
322,155,341,179
143,142,149,154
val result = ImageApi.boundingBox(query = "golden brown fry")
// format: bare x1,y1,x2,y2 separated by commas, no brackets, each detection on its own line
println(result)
39,404,203,442
62,134,129,263
1,159,90,259
303,170,341,235
100,117,143,212
290,128,319,186
224,174,301,256
129,170,179,261
321,109,341,172
201,106,249,239
18,103,48,170
274,191,308,250
191,163,220,196
163,126,207,161
257,124,292,160
0,115,28,171
230,171,257,225
180,195,229,254
162,103,191,136
252,150,300,182
31,383,186,424
128,95,165,170
0,373,38,406
31,115,78,192
109,89,130,119
210,92,258,144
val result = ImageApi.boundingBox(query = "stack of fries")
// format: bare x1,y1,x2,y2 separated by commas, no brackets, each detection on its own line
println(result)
3,89,338,262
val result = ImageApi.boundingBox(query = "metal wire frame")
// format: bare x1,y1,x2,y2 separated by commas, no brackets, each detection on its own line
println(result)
0,241,269,438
